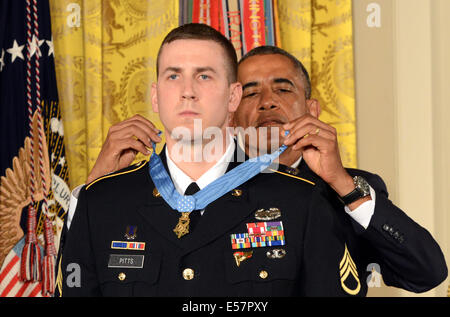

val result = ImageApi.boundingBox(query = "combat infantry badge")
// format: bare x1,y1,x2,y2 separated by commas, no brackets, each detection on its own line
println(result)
254,207,281,221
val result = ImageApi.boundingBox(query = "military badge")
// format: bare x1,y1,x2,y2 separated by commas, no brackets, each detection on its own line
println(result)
124,225,137,240
254,207,281,221
266,249,286,259
230,221,285,250
339,244,361,295
266,248,286,259
152,188,161,197
247,221,283,235
284,166,299,176
233,251,253,267
111,241,145,250
231,189,243,197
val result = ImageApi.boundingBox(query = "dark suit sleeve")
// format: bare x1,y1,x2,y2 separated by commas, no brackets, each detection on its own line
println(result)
347,170,448,292
60,186,101,296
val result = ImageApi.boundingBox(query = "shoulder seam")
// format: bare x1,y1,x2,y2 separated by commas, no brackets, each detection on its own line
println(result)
268,169,316,186
86,160,148,190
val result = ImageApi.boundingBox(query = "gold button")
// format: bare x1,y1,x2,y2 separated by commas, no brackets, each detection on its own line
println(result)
118,272,126,281
182,268,195,280
153,188,161,197
231,189,242,197
259,270,268,279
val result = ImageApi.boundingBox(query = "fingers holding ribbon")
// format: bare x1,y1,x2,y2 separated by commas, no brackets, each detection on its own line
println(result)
281,114,348,186
282,114,337,151
109,114,162,151
87,115,162,183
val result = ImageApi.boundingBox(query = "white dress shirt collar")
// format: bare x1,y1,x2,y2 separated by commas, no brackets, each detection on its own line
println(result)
165,136,235,195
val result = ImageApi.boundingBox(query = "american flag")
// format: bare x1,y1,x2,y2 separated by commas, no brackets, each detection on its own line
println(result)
0,238,43,297
0,0,69,297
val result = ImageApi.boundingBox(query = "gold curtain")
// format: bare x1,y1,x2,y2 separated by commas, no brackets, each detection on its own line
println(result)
49,0,178,188
277,0,357,168
49,0,356,188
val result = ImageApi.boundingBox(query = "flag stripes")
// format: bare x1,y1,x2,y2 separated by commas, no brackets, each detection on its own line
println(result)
179,0,279,59
0,238,43,297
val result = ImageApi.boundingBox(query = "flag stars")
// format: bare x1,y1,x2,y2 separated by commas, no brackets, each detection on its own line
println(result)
46,37,54,56
3,38,53,67
0,49,5,72
7,40,24,63
29,35,45,58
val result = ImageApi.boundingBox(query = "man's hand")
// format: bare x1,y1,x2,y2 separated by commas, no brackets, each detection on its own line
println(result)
283,114,370,209
86,115,162,184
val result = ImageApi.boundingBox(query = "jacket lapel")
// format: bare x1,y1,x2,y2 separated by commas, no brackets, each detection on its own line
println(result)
136,146,188,248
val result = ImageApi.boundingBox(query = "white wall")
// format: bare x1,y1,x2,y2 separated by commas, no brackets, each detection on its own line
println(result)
353,0,450,297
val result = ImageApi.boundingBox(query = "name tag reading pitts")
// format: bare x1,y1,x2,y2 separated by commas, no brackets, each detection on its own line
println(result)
108,254,144,268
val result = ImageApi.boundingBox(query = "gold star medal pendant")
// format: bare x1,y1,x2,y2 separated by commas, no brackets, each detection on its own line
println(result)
173,212,191,238
173,194,197,238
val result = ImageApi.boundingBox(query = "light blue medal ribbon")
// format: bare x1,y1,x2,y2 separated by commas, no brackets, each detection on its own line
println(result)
149,132,288,237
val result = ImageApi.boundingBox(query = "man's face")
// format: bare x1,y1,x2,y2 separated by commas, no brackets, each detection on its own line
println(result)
152,39,241,143
234,54,318,154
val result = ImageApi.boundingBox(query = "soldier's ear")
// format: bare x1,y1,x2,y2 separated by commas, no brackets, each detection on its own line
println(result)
306,98,321,118
228,82,242,113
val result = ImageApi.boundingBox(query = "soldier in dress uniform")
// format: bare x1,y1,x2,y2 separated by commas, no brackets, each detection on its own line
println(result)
58,23,362,297
57,25,447,296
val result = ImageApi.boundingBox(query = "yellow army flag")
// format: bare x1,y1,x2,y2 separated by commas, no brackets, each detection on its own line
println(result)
276,0,357,168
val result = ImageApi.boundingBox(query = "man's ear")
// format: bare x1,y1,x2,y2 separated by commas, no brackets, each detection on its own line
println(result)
151,82,159,113
228,82,242,113
306,98,321,118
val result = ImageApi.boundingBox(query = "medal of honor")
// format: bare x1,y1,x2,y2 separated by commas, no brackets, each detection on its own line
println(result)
173,212,191,238
149,131,290,239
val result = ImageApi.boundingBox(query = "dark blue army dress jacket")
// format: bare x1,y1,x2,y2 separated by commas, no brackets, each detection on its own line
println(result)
58,146,447,296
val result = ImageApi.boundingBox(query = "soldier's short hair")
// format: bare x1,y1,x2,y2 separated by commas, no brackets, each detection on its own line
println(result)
156,23,238,83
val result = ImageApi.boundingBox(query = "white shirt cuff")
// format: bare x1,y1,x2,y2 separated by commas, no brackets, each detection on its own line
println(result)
66,184,84,230
344,185,376,229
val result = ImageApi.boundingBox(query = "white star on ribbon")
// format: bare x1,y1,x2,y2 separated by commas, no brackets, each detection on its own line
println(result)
58,156,65,166
0,49,5,72
46,36,54,56
29,35,45,58
6,40,24,63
